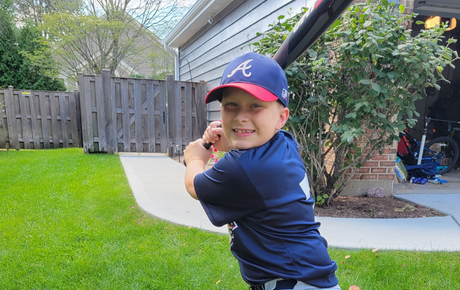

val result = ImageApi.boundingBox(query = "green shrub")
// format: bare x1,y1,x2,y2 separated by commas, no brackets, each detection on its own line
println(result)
253,0,459,205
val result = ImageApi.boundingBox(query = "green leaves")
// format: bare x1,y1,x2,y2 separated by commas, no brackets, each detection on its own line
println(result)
0,15,65,90
252,0,460,206
371,83,381,93
345,112,357,119
359,79,372,85
315,194,329,206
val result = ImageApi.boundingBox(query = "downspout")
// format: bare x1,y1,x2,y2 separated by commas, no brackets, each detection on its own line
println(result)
164,42,180,81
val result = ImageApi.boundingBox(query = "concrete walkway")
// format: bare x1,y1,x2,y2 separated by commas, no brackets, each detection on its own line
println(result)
119,153,460,252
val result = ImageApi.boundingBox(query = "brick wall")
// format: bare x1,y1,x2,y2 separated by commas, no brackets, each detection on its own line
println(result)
323,124,398,196
343,141,398,182
339,138,398,197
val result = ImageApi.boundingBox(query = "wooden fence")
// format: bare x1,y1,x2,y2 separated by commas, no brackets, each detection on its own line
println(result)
78,70,207,154
0,87,82,150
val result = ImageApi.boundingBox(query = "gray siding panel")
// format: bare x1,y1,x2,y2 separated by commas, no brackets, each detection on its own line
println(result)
179,0,297,79
177,0,307,124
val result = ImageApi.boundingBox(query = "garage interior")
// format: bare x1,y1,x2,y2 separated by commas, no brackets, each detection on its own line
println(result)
411,0,460,167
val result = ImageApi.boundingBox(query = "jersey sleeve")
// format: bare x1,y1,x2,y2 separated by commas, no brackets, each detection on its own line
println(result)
194,152,265,227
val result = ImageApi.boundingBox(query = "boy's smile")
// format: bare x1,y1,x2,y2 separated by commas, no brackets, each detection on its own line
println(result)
220,87,289,150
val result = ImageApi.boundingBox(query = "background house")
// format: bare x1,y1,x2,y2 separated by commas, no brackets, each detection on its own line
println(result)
59,17,174,91
163,0,309,122
164,0,460,195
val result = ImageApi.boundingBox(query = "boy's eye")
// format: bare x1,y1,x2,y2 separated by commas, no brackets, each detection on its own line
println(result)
225,102,237,107
251,103,262,108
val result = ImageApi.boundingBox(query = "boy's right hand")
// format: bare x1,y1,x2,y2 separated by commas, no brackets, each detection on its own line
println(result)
202,121,234,152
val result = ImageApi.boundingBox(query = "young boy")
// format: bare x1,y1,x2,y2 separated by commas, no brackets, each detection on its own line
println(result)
184,52,340,290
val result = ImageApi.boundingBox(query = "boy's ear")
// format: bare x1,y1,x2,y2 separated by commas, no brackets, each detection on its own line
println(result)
276,107,289,130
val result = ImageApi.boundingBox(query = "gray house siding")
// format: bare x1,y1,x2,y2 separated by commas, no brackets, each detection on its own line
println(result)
169,0,458,123
177,0,308,122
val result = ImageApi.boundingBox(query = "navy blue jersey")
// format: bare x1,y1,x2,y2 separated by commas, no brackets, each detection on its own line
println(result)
194,130,338,288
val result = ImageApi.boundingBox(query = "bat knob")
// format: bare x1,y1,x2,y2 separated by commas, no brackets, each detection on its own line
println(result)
185,123,222,166
203,142,213,150
202,123,222,150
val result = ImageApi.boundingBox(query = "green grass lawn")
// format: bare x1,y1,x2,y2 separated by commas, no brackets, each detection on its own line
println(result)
1,148,459,290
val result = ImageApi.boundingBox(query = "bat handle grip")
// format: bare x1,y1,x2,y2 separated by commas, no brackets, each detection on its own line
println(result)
183,123,222,166
202,141,213,150
202,123,222,150
183,141,215,166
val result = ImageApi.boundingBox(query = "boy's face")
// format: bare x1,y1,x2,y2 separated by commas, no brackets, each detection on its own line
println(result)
220,87,289,150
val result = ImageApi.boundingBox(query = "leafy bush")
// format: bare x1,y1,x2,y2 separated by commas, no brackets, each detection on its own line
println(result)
253,0,459,205
0,2,66,91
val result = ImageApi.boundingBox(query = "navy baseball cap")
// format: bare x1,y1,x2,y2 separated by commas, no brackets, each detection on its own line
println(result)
205,52,289,107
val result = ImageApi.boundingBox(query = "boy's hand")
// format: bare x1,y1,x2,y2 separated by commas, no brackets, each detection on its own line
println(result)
184,139,213,200
184,139,213,166
202,121,235,152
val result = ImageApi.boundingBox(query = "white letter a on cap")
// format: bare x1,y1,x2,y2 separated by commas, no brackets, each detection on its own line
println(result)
227,59,253,78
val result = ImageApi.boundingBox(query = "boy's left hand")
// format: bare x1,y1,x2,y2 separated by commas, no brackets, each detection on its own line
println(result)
184,139,213,166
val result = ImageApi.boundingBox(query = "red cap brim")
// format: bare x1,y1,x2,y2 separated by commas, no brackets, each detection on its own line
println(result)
205,83,279,104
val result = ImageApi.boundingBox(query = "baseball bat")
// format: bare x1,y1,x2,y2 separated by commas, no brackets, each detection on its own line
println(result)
201,0,353,150
273,0,353,69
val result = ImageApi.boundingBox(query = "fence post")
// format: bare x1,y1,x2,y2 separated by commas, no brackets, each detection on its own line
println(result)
159,81,167,153
50,92,60,148
68,91,80,148
134,79,142,152
0,89,7,149
198,80,208,137
38,91,49,149
167,75,175,157
102,69,115,154
18,91,30,149
121,78,130,152
184,82,192,146
59,92,69,148
78,73,94,153
28,91,40,149
147,80,155,152
74,90,83,147
5,86,19,150
174,80,182,152
95,74,106,152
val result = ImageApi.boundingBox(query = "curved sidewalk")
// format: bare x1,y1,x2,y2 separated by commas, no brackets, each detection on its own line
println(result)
119,153,460,252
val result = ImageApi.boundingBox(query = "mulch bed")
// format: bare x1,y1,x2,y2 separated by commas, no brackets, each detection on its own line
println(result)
314,196,446,219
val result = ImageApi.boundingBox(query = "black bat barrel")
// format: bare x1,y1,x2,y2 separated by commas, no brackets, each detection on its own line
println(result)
273,0,353,70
